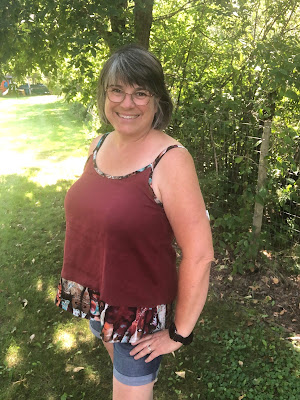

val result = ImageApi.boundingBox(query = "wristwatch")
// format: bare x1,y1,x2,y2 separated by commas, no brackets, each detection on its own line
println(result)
168,322,194,345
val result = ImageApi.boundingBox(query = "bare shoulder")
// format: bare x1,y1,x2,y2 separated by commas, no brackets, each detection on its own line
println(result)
158,131,183,148
157,135,195,171
152,137,198,202
88,134,103,156
150,131,186,158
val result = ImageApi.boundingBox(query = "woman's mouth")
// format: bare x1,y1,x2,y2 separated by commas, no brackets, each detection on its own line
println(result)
117,113,139,119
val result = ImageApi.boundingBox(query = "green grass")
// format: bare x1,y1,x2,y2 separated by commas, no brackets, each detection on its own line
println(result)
0,97,299,400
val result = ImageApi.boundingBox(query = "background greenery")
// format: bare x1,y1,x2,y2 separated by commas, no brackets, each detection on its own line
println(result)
1,0,299,273
0,0,299,398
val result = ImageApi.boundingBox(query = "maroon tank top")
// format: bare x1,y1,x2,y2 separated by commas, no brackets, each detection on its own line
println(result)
61,134,185,307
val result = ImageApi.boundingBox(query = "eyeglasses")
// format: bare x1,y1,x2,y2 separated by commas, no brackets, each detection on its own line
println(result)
106,86,153,106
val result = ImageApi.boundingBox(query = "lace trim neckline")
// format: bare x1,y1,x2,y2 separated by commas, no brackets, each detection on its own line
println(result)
92,132,185,180
93,133,153,180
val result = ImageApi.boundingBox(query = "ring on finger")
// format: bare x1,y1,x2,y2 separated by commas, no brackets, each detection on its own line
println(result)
147,344,153,353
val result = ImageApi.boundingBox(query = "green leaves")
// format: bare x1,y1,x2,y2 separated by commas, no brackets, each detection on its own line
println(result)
235,156,244,164
255,187,268,206
284,90,299,101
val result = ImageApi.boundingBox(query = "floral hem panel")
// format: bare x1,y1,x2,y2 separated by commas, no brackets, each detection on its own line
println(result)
55,278,172,343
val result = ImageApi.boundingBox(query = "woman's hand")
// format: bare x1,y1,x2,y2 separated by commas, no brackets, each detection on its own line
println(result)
129,329,182,363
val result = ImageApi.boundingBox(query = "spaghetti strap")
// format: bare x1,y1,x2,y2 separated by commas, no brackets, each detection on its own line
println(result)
152,144,186,170
149,144,186,206
94,132,110,152
84,133,110,171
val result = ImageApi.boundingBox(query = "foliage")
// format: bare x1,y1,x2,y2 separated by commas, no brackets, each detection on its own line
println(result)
192,320,300,399
150,0,300,272
1,0,299,272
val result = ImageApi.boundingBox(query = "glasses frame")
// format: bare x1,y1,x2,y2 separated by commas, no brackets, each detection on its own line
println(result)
106,87,154,106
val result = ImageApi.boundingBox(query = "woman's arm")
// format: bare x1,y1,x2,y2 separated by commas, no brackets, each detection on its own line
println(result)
130,148,214,360
160,148,213,337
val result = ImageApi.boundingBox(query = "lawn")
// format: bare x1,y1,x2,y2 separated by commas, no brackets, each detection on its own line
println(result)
0,96,299,400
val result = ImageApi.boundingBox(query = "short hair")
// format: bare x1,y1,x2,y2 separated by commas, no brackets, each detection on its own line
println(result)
97,44,173,130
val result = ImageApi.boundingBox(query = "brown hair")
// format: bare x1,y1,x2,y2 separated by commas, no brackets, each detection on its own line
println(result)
97,44,173,130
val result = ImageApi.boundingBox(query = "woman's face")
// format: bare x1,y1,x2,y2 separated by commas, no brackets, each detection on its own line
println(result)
104,82,158,137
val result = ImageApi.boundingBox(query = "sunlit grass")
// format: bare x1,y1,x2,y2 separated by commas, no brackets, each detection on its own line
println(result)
46,283,58,302
64,363,101,384
53,329,77,350
53,320,95,351
0,95,89,185
0,141,86,185
82,365,101,384
0,97,111,399
24,192,33,200
35,278,43,292
5,344,22,368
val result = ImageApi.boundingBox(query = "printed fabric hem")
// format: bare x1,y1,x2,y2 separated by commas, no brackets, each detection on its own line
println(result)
55,278,172,343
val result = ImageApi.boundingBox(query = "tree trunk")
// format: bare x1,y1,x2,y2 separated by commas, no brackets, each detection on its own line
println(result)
210,124,218,176
134,0,154,49
106,0,128,51
252,119,272,237
110,0,127,35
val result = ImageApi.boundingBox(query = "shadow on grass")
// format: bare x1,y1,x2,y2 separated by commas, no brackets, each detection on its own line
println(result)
0,172,112,400
0,172,299,400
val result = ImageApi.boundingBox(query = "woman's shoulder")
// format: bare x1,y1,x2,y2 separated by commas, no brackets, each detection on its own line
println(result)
152,131,184,151
155,131,188,155
87,134,104,156
151,131,194,172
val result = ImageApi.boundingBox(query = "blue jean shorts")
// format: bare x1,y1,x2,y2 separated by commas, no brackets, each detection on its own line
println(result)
90,320,163,386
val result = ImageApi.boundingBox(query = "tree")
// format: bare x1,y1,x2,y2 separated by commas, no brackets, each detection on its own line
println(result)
150,0,299,269
1,0,299,271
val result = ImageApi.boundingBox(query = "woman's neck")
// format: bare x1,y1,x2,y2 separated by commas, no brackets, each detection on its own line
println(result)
111,128,154,149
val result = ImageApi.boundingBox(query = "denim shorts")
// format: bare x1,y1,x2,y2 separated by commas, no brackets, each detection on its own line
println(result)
90,320,163,386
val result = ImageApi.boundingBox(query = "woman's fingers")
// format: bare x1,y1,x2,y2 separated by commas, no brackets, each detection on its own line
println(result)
132,334,153,345
129,330,182,362
129,338,153,359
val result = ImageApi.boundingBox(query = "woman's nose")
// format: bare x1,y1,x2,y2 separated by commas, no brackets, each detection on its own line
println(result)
120,92,135,107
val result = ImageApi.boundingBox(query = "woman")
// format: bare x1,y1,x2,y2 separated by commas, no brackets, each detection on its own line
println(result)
55,44,214,400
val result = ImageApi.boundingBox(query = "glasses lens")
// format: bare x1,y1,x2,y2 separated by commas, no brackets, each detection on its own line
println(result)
106,88,152,105
107,88,124,103
132,91,151,105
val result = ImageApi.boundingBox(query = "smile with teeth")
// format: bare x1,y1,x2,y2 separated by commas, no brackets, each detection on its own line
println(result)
117,113,139,119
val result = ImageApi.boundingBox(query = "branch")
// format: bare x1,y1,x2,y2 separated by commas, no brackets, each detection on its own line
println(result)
260,13,281,40
253,2,260,42
284,22,300,33
259,1,296,40
153,0,202,22
174,32,195,113
280,0,298,35
204,71,235,105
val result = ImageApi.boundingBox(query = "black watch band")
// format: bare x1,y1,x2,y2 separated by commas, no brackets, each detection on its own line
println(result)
168,322,193,345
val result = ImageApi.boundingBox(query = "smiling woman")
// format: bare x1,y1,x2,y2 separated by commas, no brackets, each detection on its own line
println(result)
55,44,214,400
97,45,173,131
103,81,158,140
